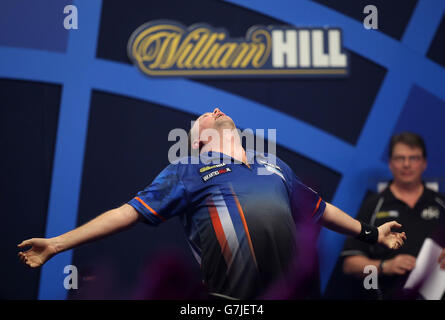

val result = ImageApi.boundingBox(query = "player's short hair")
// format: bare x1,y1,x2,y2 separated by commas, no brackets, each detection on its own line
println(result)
389,132,427,159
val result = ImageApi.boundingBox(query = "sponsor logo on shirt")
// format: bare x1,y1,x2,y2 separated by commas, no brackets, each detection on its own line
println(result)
421,206,440,220
199,163,227,173
257,160,285,180
257,159,282,171
264,165,285,181
376,210,399,219
202,167,232,182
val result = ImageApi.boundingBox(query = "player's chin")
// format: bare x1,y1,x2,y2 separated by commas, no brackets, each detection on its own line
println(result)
217,118,235,128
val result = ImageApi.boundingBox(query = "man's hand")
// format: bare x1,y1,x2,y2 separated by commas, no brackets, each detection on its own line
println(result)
17,205,141,270
377,221,406,250
381,254,416,275
17,238,58,268
439,248,445,270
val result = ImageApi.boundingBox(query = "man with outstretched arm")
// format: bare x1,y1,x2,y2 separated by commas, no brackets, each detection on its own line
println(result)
18,108,408,300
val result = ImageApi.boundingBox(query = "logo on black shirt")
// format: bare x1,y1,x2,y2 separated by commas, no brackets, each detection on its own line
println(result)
421,206,440,220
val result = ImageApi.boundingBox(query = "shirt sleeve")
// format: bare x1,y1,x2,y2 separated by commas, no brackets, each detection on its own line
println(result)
290,176,326,223
277,158,326,223
341,195,378,258
127,164,188,226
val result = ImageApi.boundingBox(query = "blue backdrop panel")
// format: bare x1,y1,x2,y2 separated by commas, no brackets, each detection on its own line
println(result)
389,85,445,183
0,0,71,52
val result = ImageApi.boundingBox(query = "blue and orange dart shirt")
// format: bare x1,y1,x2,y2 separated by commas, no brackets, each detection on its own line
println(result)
128,150,326,299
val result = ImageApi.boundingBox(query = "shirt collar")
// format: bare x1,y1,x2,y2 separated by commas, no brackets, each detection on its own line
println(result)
199,149,257,165
383,180,434,205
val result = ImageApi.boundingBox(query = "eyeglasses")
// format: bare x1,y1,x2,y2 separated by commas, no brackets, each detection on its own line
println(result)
391,155,424,164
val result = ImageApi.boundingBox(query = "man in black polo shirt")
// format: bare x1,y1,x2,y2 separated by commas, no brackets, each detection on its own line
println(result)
341,132,445,299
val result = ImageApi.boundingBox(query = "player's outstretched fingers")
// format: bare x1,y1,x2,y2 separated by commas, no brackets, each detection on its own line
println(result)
388,221,402,230
398,233,405,244
398,232,406,241
17,239,33,249
397,237,404,249
391,235,402,249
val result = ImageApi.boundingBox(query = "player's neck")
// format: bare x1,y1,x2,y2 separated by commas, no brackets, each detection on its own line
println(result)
202,129,248,166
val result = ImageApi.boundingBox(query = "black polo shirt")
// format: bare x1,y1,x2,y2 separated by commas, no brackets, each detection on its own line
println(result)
341,183,445,299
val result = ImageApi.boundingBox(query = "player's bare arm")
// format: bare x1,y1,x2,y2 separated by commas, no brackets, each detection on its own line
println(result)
18,204,141,268
320,202,406,250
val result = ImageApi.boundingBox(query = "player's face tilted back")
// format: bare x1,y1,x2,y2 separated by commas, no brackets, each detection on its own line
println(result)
199,108,235,130
190,107,236,152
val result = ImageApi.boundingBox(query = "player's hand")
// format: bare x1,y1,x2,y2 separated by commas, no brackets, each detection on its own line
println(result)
381,254,416,275
17,238,58,268
439,248,445,270
377,221,406,250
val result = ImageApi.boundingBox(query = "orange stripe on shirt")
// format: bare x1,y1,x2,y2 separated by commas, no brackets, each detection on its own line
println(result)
134,197,165,221
312,197,322,217
232,192,258,269
208,199,233,267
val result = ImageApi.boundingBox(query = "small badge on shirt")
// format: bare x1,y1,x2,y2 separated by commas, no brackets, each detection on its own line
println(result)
257,159,285,180
421,206,440,220
202,167,232,182
257,159,282,171
199,163,227,173
264,165,286,181
376,210,399,219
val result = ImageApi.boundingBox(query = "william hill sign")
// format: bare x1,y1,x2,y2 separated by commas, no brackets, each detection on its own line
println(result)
127,20,349,77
